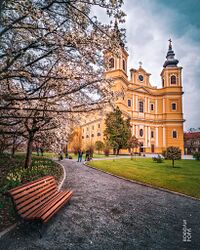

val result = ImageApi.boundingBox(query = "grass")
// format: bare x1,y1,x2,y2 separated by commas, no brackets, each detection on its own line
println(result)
88,158,200,199
0,153,63,233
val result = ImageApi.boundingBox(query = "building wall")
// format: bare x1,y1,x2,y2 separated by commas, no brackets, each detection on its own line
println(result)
69,46,184,154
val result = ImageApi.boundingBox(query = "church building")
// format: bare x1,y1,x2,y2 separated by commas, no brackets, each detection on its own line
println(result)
72,39,184,154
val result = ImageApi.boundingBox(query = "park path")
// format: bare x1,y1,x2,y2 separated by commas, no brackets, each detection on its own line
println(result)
0,159,200,250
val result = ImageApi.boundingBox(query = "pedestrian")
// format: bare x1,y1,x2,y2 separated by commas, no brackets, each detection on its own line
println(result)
77,149,83,162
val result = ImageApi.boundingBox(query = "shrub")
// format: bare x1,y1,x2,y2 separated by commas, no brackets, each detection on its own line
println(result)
165,146,181,167
193,152,200,161
152,154,164,163
104,148,110,156
95,141,104,154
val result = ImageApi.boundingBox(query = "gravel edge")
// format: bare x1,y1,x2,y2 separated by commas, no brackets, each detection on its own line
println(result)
84,162,200,202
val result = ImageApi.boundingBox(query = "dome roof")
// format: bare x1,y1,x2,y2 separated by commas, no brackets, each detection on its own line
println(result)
163,39,179,68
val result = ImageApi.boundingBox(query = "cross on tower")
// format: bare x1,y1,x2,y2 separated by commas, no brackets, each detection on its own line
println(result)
168,38,172,49
139,61,143,67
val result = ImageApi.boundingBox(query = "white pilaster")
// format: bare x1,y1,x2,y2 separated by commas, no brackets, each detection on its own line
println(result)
163,98,165,113
132,95,135,111
136,96,138,111
145,126,148,147
136,125,138,137
155,99,158,114
156,127,159,147
163,127,166,147
148,126,151,147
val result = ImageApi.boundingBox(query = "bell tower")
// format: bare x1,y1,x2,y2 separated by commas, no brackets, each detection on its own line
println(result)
105,20,128,80
160,39,184,153
160,39,182,88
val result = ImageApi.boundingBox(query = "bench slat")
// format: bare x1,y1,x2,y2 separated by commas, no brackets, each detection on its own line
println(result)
7,176,54,195
29,191,70,219
17,188,57,215
22,191,60,219
6,175,73,225
12,179,56,201
42,191,73,223
14,181,56,205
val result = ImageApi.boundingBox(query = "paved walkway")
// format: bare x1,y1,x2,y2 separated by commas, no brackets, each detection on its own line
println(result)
0,159,200,250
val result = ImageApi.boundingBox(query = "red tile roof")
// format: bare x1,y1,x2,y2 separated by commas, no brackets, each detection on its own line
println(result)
184,132,200,140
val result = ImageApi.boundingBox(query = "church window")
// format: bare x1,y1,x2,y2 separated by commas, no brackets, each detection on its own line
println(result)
86,135,89,138
151,131,154,138
150,103,154,111
98,123,100,128
139,129,143,137
139,101,144,113
128,99,131,107
82,136,84,139
123,59,126,71
91,134,94,137
97,132,101,136
172,130,177,138
172,103,177,110
171,75,176,85
109,57,114,69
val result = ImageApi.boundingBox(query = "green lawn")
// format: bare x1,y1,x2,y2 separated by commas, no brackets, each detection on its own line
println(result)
88,158,200,199
69,153,113,159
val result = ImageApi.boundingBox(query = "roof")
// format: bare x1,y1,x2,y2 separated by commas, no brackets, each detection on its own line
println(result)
184,132,200,140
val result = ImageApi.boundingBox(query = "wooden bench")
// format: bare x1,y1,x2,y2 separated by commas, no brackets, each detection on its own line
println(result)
5,176,73,224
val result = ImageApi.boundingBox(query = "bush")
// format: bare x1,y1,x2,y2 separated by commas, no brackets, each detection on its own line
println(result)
95,141,104,154
152,154,164,163
165,146,181,167
193,152,200,161
104,148,110,156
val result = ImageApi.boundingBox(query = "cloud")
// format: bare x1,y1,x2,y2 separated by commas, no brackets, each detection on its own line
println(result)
123,0,200,130
92,0,200,130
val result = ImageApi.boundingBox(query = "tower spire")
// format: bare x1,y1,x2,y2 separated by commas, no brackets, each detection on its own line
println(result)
112,18,125,48
163,39,179,68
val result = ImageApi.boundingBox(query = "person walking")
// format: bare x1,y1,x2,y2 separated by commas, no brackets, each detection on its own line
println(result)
77,149,83,162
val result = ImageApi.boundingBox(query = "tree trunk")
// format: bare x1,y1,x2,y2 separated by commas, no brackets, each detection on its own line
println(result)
117,148,120,155
24,133,34,169
172,159,174,167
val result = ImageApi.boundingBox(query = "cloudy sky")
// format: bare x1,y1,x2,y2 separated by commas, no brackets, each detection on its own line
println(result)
122,0,200,131
95,0,200,131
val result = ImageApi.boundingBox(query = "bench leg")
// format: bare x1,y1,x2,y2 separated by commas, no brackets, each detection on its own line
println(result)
37,221,44,238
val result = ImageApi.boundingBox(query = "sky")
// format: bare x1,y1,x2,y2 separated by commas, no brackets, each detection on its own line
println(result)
122,0,200,131
94,0,200,131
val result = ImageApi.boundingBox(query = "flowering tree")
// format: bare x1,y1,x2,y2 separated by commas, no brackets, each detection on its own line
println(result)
0,0,126,168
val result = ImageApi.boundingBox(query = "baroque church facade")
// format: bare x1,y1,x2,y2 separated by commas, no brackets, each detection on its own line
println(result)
72,40,184,154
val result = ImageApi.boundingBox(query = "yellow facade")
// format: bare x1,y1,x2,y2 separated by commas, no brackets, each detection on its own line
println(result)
70,41,184,154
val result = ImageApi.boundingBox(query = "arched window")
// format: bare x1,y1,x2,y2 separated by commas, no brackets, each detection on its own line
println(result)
109,57,114,69
172,103,177,110
139,129,143,137
172,130,177,138
171,75,176,85
139,101,144,113
123,59,126,71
